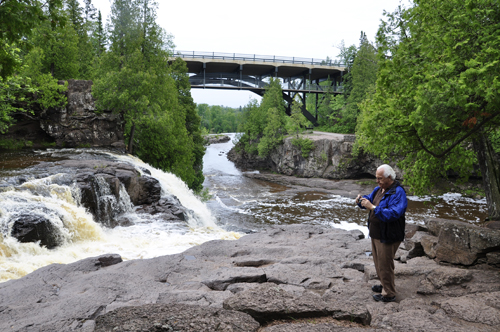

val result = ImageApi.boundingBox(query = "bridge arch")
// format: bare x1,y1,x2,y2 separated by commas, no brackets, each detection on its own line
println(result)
170,51,346,125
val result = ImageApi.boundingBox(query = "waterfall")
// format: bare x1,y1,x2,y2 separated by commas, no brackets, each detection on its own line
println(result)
0,149,240,283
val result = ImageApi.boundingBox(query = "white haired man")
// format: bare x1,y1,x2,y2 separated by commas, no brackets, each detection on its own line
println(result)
356,164,407,302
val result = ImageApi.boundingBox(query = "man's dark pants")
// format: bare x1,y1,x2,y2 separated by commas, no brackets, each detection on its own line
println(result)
371,238,401,298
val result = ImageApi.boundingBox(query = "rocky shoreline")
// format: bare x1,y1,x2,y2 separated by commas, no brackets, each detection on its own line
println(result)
204,134,231,145
1,221,499,331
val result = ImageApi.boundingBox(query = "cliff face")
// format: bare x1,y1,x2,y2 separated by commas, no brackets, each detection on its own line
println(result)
2,80,125,150
228,132,402,179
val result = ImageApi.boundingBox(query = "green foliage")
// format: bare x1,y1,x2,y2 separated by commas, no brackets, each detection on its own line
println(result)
0,138,27,150
197,104,243,133
291,136,315,158
0,45,66,133
356,0,500,200
258,107,286,157
286,101,311,137
306,33,377,134
238,78,286,157
0,0,65,78
93,0,205,191
490,129,500,154
21,46,68,111
170,57,205,192
30,17,80,80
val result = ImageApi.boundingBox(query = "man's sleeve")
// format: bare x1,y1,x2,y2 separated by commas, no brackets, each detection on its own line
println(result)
374,187,408,222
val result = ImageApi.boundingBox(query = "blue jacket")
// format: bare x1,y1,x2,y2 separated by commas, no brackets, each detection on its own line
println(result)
357,181,407,243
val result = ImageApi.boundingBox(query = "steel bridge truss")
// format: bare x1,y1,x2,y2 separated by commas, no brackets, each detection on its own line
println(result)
189,71,343,125
173,51,346,125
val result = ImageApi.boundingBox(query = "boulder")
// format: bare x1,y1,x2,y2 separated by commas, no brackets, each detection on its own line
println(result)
205,134,231,145
10,214,62,249
28,159,186,230
425,218,500,265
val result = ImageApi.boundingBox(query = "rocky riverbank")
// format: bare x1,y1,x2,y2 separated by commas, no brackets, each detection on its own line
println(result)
227,132,394,179
204,134,231,145
1,221,499,332
1,80,125,150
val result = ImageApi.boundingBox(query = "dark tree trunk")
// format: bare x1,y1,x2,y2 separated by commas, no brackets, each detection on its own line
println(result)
473,133,500,221
128,122,135,154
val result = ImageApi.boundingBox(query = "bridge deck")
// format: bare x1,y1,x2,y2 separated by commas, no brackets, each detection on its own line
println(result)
171,51,345,81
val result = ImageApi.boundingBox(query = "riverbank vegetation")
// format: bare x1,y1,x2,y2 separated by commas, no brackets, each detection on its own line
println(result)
356,0,500,221
196,104,243,134
0,0,205,192
235,78,314,158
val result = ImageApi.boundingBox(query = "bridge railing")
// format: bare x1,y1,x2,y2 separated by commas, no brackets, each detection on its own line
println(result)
173,51,346,68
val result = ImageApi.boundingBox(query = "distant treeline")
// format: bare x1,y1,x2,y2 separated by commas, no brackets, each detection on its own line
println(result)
196,104,245,134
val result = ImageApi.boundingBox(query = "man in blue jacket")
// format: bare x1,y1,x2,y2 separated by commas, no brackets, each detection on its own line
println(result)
356,164,407,302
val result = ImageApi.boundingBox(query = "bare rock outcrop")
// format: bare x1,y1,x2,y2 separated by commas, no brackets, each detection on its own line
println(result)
398,217,500,266
228,132,402,179
1,80,125,150
1,224,499,332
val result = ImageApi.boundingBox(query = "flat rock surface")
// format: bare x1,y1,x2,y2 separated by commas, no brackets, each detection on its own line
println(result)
1,224,499,331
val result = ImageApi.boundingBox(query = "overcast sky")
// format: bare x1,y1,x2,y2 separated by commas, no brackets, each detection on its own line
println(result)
87,0,410,108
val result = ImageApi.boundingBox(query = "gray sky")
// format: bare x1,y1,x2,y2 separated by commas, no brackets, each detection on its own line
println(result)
88,0,410,107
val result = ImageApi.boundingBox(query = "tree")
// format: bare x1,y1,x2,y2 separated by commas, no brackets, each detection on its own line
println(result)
356,0,500,220
170,57,205,192
0,0,65,78
93,0,204,191
65,0,94,79
237,78,286,156
339,32,378,133
91,10,106,57
30,16,80,80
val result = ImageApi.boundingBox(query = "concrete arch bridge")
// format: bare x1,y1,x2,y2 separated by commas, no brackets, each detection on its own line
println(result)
170,51,346,125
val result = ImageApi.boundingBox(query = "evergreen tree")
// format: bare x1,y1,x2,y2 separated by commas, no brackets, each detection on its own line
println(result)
357,0,500,220
30,16,80,80
0,0,65,78
170,57,205,192
91,11,106,58
338,32,378,133
238,78,287,157
93,0,204,191
65,0,93,79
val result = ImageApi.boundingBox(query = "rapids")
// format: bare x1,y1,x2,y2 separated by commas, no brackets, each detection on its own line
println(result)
0,149,240,282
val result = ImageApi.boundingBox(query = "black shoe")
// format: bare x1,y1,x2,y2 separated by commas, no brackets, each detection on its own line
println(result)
373,294,396,302
371,285,383,293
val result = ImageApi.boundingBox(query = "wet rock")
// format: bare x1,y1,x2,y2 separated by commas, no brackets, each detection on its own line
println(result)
10,214,62,249
137,195,188,221
94,303,260,332
97,254,123,267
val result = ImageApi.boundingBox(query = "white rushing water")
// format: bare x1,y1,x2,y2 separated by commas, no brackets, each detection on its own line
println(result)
0,150,240,283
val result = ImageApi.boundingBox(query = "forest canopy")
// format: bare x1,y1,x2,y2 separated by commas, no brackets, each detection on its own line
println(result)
0,0,205,192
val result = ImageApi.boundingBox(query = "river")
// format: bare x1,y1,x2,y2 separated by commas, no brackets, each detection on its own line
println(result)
204,134,488,232
0,134,488,282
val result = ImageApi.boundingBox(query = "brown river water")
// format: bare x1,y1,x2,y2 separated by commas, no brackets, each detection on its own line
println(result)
203,134,488,236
